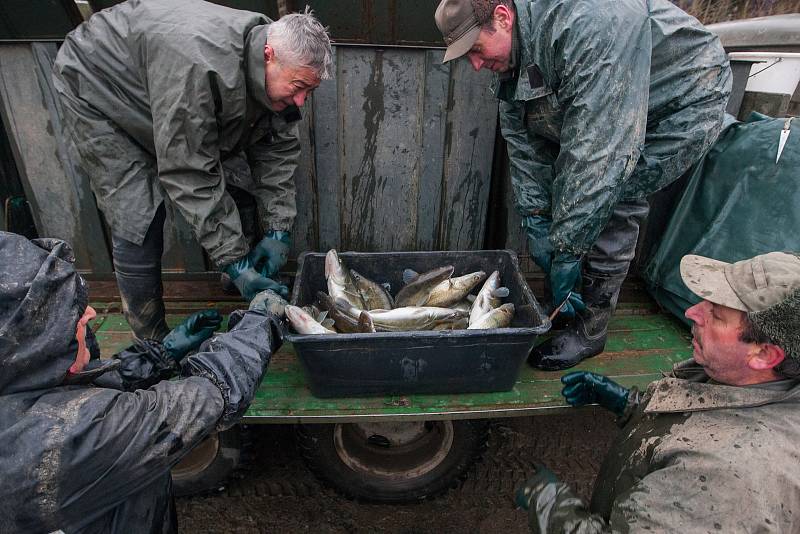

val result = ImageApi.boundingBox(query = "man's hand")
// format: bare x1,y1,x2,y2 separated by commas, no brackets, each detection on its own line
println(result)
249,289,289,319
222,255,289,301
561,371,630,416
549,253,585,319
515,463,560,510
162,309,222,362
250,230,291,279
522,215,554,275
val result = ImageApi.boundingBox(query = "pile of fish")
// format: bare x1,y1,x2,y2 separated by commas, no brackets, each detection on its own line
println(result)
285,250,515,335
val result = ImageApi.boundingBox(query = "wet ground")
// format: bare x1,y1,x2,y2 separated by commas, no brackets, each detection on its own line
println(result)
176,409,618,533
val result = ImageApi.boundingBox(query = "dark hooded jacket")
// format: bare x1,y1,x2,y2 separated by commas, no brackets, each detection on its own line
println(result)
0,231,282,533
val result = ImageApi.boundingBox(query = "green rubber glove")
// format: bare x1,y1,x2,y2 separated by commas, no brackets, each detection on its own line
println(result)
515,463,560,510
222,255,289,301
561,371,630,417
249,289,289,319
162,309,222,362
250,230,291,279
549,253,586,319
522,215,553,274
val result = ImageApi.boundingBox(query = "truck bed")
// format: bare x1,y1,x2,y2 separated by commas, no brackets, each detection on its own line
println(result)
92,300,692,423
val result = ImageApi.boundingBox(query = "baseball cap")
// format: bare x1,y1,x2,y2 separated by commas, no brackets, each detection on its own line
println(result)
435,0,482,62
680,252,800,312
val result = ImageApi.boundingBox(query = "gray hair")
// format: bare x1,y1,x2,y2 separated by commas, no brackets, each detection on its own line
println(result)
267,7,333,80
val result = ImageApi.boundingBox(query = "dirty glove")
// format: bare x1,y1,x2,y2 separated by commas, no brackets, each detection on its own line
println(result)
549,253,585,319
561,371,630,417
249,289,289,319
222,255,289,301
162,309,222,362
250,230,291,279
515,463,560,510
522,215,553,274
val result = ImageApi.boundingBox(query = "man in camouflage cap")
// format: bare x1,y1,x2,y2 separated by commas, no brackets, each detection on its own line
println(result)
516,251,800,532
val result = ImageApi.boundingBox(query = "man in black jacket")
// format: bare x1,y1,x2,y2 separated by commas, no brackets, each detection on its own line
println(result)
0,231,282,533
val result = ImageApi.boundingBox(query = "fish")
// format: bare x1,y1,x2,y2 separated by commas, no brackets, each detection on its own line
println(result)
316,291,370,334
365,306,469,332
393,265,455,307
467,303,515,330
425,270,487,308
350,269,394,310
325,249,366,310
285,305,337,334
469,270,510,326
357,310,377,333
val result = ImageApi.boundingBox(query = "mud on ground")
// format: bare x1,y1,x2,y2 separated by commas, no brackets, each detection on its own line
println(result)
177,409,618,533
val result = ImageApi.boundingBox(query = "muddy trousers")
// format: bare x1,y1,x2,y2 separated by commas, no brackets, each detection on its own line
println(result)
112,203,170,342
530,199,650,370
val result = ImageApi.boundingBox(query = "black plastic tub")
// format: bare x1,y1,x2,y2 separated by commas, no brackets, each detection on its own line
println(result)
286,250,551,398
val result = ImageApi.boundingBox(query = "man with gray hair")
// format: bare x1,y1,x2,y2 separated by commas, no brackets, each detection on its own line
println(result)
516,251,800,532
434,0,731,370
53,0,332,342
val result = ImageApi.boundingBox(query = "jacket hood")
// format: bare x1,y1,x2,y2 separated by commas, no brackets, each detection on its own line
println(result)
0,232,88,394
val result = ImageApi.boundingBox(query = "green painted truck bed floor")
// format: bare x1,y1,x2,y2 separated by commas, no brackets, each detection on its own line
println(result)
93,304,693,423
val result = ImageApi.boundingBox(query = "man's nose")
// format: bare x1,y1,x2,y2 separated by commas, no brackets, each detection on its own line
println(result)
467,54,483,71
685,301,706,325
293,90,309,107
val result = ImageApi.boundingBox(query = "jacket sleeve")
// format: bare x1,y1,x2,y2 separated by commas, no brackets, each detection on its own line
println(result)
499,100,556,217
246,120,300,232
92,339,179,392
145,34,249,267
547,3,650,255
53,311,281,526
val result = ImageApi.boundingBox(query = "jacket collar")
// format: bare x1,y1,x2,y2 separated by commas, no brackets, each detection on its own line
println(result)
246,24,271,110
644,359,800,413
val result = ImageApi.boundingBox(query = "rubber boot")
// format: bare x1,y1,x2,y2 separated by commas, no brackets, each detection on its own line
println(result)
528,198,649,370
528,272,626,370
112,204,170,341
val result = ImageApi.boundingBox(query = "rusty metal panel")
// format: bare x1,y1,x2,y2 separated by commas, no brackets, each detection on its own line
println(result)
292,45,497,254
0,43,112,272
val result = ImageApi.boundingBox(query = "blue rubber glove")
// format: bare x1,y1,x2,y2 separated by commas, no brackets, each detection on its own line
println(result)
515,463,560,510
561,371,630,417
222,255,289,301
162,309,222,362
250,230,291,279
549,253,586,319
522,215,553,274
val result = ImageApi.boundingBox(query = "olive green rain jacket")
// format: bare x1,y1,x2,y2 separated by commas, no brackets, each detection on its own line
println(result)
526,360,800,533
496,0,731,256
52,0,301,267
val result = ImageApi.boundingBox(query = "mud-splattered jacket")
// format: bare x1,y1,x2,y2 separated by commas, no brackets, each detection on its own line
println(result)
0,231,281,532
52,0,301,267
497,0,731,256
525,359,800,532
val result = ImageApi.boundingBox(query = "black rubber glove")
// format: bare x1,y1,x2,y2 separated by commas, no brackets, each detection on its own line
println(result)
222,255,289,301
515,463,560,510
250,230,291,279
560,371,630,417
162,309,222,362
522,215,554,274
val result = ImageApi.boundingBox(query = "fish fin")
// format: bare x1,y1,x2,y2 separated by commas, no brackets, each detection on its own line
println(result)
381,282,392,293
358,311,376,333
316,310,329,323
492,287,510,298
320,318,335,329
465,294,476,303
402,269,419,285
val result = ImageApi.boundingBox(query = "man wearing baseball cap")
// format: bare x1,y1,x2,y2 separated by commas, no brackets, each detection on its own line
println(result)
514,251,800,532
434,0,731,370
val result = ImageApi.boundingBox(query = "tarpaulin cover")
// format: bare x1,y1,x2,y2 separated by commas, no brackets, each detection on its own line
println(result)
642,113,800,323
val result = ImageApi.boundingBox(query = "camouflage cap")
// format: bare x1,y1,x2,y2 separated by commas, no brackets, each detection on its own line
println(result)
435,0,482,63
680,252,800,312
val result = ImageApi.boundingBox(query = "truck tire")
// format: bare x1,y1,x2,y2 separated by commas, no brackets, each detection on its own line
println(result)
296,419,490,503
171,425,247,497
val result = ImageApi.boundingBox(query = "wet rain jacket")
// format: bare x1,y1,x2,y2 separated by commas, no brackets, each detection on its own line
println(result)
52,0,301,267
497,0,731,256
0,231,282,533
526,360,800,532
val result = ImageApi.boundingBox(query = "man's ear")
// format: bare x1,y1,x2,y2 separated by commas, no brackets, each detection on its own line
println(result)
747,343,786,371
264,44,275,63
493,4,514,30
